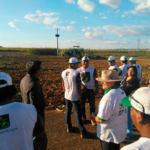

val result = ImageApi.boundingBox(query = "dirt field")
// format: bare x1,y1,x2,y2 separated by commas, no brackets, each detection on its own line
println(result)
0,53,149,149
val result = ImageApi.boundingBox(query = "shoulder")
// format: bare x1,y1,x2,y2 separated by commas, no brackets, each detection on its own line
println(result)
77,67,82,72
89,66,95,69
119,65,123,69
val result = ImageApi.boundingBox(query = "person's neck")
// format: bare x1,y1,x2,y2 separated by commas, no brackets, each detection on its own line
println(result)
140,124,150,139
83,66,88,70
69,66,75,70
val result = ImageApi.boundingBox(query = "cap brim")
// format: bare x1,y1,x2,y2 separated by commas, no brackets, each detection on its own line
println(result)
77,62,81,64
82,59,89,61
96,77,124,82
69,62,80,64
121,96,132,107
108,60,114,62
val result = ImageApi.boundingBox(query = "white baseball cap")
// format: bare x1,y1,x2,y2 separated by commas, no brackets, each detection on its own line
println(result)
121,87,150,115
120,56,127,61
69,57,80,64
108,56,115,62
0,72,13,88
128,57,136,61
82,56,89,61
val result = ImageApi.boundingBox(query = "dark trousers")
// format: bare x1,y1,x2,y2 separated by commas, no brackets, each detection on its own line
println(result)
65,99,85,133
100,140,120,150
81,89,95,119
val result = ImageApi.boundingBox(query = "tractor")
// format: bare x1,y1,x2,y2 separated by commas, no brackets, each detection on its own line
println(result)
64,48,82,59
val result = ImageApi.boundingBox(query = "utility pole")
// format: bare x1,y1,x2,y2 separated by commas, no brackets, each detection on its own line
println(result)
55,27,60,56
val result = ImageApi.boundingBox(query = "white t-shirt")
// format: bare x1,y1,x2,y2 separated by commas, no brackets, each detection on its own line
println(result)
134,64,142,79
0,102,37,150
121,137,150,150
97,87,127,144
77,66,95,90
62,68,80,101
108,65,119,74
119,64,130,77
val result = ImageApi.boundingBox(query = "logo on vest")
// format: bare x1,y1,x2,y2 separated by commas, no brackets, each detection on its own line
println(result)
66,72,70,76
0,114,10,130
81,72,90,82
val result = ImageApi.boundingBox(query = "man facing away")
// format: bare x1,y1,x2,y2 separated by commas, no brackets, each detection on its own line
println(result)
121,87,150,150
119,56,130,78
20,60,45,123
0,72,47,150
77,56,98,125
128,57,142,82
62,57,87,138
108,56,119,74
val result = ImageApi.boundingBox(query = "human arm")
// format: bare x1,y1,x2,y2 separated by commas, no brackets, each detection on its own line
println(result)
90,112,105,123
94,68,98,94
76,73,81,103
34,113,48,150
62,80,65,92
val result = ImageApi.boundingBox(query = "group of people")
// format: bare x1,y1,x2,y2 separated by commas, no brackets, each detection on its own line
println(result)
0,55,149,150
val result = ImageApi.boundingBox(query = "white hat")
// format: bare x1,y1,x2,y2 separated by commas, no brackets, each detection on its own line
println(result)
122,87,150,115
120,56,127,61
82,56,89,61
0,72,13,88
69,57,80,64
128,57,136,61
108,56,115,62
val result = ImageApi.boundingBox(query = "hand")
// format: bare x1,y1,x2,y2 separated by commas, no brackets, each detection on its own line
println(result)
126,82,131,87
90,112,96,121
81,85,86,90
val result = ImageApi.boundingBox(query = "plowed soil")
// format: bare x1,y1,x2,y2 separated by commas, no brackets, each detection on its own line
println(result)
0,53,149,149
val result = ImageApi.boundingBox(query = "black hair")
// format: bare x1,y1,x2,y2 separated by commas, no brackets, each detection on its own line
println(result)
0,84,17,102
114,81,121,86
126,66,138,78
26,60,42,75
142,113,150,123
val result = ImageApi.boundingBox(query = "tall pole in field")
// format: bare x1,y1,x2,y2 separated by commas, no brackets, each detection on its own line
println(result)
55,27,60,56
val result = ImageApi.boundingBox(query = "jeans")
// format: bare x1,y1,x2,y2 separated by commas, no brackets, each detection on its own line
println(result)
81,89,95,119
65,99,85,133
100,140,120,150
127,107,133,137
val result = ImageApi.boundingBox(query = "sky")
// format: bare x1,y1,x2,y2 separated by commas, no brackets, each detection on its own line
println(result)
0,0,150,49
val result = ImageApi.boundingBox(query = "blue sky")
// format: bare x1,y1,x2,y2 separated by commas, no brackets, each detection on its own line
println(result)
0,0,150,49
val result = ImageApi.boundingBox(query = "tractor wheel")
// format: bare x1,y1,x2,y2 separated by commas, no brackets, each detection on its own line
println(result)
64,54,70,59
75,53,81,59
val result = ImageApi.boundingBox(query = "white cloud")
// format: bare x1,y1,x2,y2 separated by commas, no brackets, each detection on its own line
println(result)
122,15,125,17
99,13,105,15
141,21,150,25
64,40,76,43
69,21,76,24
140,40,144,43
85,31,103,39
84,17,88,19
65,0,75,4
77,0,97,13
53,25,76,31
43,17,59,25
103,25,150,37
24,10,59,22
102,16,107,19
105,40,128,44
14,19,29,22
148,40,150,43
131,9,150,16
8,21,19,31
99,0,121,9
115,10,120,13
82,27,91,32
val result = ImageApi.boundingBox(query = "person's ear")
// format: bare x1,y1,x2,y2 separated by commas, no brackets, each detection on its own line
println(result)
137,111,144,124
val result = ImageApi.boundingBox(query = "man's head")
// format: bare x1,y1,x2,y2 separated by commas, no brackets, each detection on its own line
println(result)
82,56,89,69
120,56,127,65
0,72,17,103
121,87,150,131
128,57,136,66
69,57,80,69
26,60,42,78
108,56,115,66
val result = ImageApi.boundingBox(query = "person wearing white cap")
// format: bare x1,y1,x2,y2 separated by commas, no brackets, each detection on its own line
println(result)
0,72,47,150
128,57,142,82
77,56,98,125
121,87,150,150
108,56,119,74
90,70,127,150
119,56,130,78
61,57,87,138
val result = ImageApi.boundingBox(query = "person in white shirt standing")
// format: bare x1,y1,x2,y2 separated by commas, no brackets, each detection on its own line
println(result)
62,57,87,138
0,72,47,150
121,87,150,150
108,56,119,74
128,57,142,82
90,70,127,150
77,56,98,125
119,56,130,77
